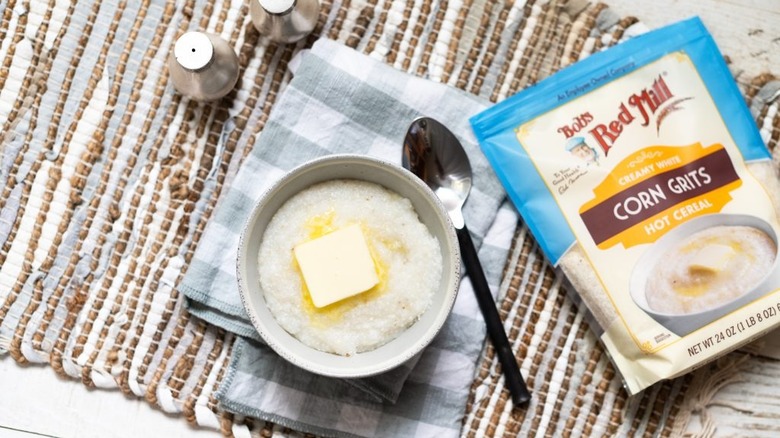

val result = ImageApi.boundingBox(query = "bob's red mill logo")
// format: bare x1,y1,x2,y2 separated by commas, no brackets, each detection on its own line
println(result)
557,74,674,156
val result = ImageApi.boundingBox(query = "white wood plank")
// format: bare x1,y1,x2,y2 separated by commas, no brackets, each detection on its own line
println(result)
0,426,57,438
0,358,222,438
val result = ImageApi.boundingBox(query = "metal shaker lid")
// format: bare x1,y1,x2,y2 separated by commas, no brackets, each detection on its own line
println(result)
259,0,295,14
174,32,214,71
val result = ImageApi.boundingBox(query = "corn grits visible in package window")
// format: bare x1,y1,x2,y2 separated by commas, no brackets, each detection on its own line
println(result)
470,17,780,395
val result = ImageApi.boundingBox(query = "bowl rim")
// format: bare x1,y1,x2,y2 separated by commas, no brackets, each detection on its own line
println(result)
236,153,461,378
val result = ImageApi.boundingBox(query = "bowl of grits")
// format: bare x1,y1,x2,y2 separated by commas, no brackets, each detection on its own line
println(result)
629,213,780,337
236,154,461,378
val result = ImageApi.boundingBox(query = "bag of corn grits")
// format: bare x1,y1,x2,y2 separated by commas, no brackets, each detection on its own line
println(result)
470,17,780,395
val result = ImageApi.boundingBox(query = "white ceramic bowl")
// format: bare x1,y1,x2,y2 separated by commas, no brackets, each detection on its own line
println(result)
236,154,461,378
629,213,780,336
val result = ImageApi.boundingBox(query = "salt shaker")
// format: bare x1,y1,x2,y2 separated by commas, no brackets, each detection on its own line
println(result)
168,32,240,101
250,0,320,44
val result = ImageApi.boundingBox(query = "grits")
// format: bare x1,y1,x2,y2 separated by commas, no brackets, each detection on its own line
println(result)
257,179,442,356
645,225,776,315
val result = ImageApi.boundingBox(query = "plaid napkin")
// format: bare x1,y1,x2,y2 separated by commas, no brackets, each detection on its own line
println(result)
179,39,518,437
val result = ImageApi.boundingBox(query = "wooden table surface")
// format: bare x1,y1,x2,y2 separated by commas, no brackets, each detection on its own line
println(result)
1,1,778,437
608,0,779,80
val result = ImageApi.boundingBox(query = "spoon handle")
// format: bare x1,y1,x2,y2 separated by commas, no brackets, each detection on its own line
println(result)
456,225,531,406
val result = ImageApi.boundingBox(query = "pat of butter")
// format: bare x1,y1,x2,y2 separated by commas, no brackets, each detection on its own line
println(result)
294,224,379,308
689,244,736,274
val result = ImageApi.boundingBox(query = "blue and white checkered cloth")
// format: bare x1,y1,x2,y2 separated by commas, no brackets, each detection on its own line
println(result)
180,38,518,437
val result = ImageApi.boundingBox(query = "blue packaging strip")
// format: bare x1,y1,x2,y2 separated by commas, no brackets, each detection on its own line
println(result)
470,17,769,265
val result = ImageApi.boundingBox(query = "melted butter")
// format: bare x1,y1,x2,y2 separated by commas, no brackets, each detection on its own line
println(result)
293,211,400,325
679,236,742,253
377,234,407,255
672,275,714,297
305,208,338,237
673,237,745,297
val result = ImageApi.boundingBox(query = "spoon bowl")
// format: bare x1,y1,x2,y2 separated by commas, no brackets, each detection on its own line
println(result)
403,117,531,406
403,118,472,228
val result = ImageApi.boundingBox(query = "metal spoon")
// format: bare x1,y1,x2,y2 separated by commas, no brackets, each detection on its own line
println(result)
403,117,531,406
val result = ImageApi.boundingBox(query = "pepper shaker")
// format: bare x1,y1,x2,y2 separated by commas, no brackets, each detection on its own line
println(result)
168,32,240,101
249,0,320,44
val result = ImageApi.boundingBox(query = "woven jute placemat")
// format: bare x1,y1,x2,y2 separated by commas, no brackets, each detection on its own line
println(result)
1,0,778,436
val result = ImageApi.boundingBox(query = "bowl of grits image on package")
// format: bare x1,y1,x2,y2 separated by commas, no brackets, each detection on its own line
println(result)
629,213,780,336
